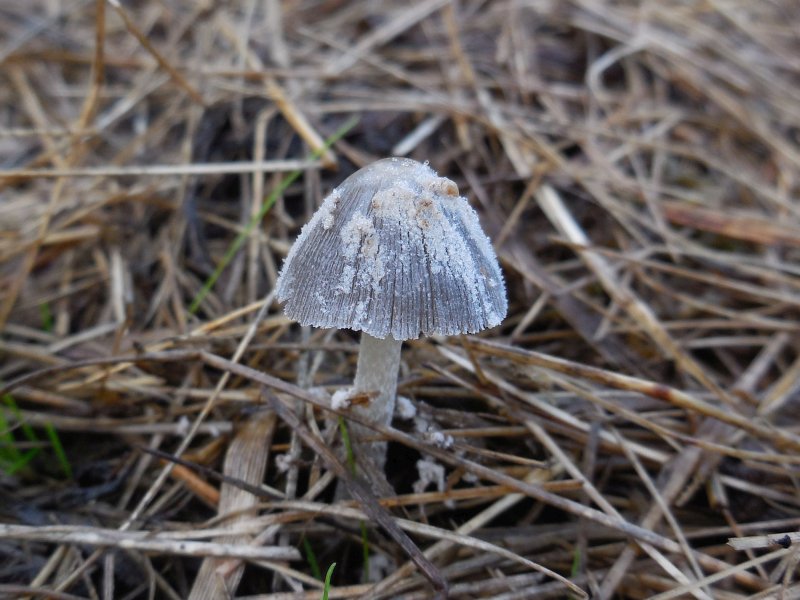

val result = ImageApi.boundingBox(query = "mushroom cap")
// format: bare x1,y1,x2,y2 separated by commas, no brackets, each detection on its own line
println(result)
275,157,507,340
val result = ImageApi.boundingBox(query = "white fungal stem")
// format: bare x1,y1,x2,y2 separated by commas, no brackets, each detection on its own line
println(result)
350,333,402,471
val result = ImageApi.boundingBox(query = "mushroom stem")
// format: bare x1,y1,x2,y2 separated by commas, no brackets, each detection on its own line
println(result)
350,332,402,471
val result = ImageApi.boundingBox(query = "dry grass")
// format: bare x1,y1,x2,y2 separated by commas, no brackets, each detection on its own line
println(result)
1,1,800,598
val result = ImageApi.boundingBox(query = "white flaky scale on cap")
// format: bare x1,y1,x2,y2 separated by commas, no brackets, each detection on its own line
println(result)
275,157,507,480
275,157,507,340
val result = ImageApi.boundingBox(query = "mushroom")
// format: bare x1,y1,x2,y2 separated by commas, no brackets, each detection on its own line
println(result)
275,157,507,476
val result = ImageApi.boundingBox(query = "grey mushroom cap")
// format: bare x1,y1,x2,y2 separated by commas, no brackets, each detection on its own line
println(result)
275,157,507,341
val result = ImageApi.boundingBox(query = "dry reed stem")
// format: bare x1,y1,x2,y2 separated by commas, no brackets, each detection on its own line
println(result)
189,411,277,599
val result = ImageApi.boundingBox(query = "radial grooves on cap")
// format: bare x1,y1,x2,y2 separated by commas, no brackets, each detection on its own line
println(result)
275,158,507,341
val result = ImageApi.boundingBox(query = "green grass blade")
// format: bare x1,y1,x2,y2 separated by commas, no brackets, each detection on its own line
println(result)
188,116,359,314
44,421,72,479
571,545,581,577
0,395,42,474
0,394,71,478
359,521,370,583
1,449,40,475
337,417,371,580
321,562,336,600
3,394,39,443
302,537,322,581
39,302,54,332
